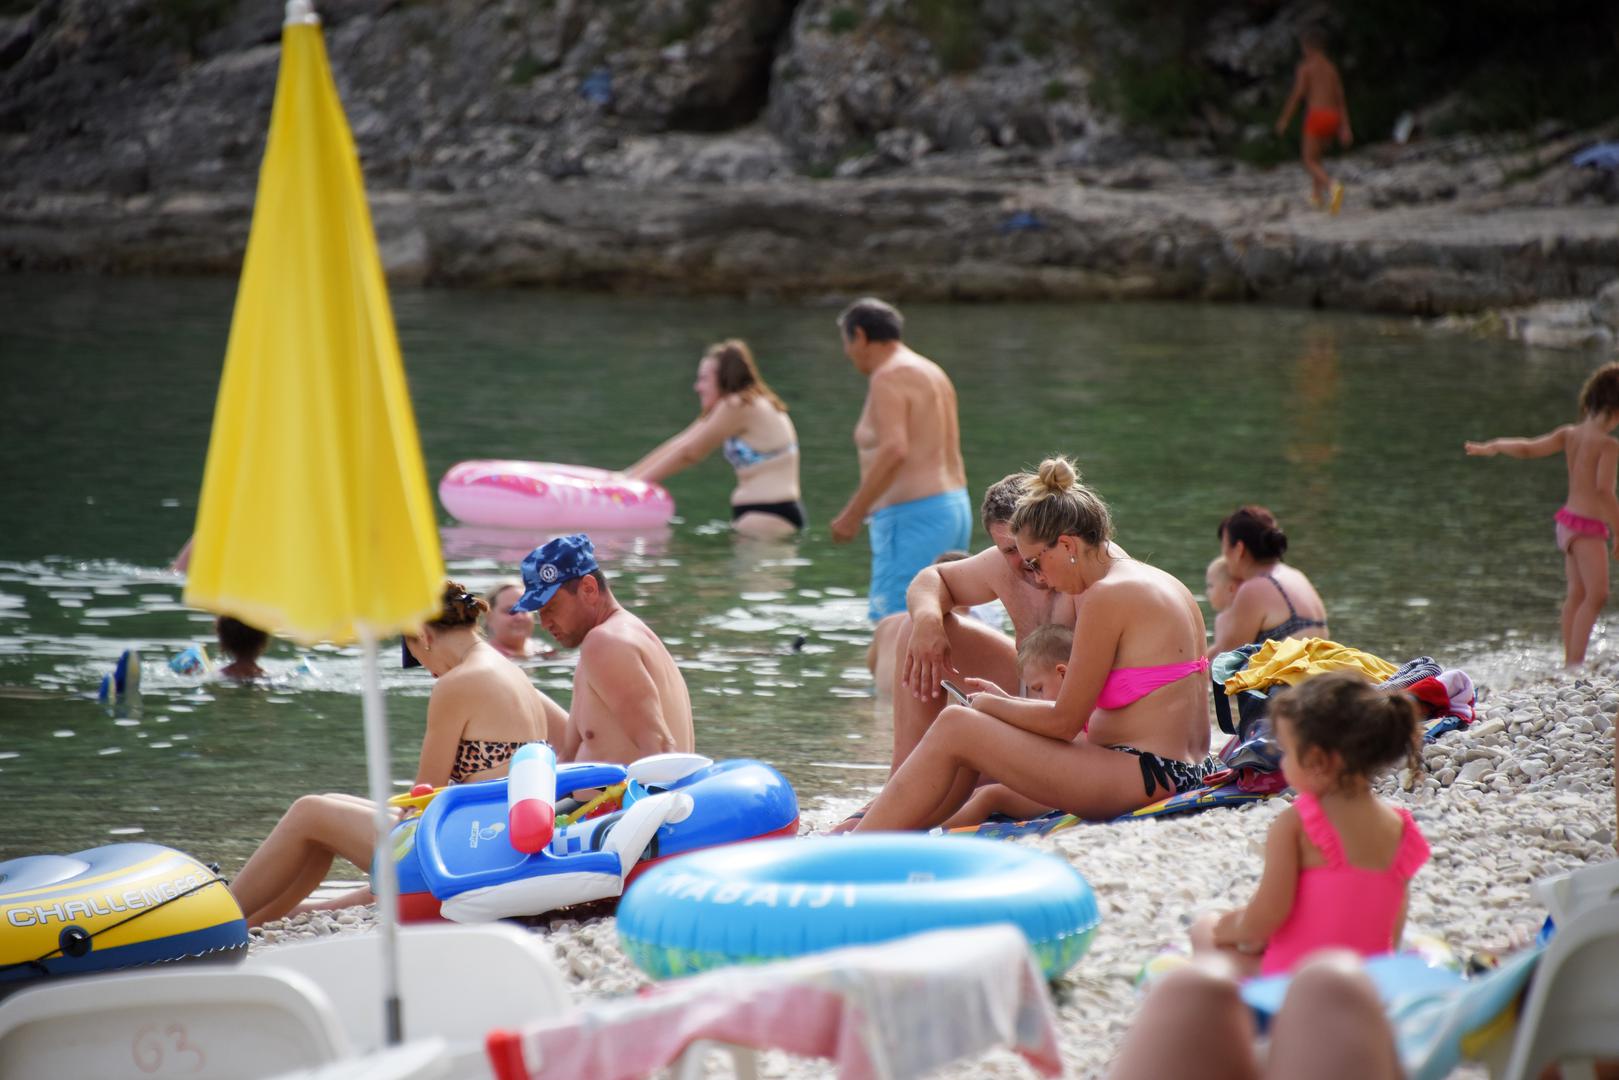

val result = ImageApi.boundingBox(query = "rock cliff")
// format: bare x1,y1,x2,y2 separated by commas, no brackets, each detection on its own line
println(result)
1,0,1615,316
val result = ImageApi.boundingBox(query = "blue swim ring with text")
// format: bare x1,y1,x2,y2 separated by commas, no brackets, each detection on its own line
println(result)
616,834,1099,979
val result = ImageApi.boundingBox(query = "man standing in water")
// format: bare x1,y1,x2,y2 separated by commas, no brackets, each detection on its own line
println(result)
512,533,695,763
829,297,971,622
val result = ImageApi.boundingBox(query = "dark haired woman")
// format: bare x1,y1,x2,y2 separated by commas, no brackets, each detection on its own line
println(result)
852,456,1213,830
1206,505,1329,658
625,339,804,538
228,582,560,926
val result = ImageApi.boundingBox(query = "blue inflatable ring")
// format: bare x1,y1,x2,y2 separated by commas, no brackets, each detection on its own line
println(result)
616,834,1099,979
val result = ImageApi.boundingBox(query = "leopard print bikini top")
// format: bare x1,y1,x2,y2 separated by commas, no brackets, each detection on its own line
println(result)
451,739,524,783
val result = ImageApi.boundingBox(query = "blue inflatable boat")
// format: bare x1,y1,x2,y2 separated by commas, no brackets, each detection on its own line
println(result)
385,754,799,922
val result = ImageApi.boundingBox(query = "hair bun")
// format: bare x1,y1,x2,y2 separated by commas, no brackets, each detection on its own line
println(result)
1032,456,1079,496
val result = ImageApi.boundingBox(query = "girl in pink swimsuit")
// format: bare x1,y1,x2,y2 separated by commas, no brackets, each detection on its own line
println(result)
1466,361,1619,667
1191,671,1428,976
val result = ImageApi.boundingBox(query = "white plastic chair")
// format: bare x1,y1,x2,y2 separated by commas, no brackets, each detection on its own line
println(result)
0,966,351,1078
266,1038,454,1080
1531,858,1619,926
1501,883,1619,1080
245,923,572,1078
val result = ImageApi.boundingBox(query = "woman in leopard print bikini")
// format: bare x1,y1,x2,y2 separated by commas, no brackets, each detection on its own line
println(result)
229,581,565,926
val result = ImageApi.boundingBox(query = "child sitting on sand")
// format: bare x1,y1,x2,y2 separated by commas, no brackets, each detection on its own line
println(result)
1191,671,1428,976
216,616,269,681
1206,555,1239,646
1275,25,1352,213
1466,361,1619,668
938,622,1074,829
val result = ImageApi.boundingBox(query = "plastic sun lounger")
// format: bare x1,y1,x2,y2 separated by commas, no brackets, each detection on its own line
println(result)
0,965,369,1078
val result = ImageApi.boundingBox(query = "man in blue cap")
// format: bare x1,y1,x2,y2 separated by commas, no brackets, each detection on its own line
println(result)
512,533,694,764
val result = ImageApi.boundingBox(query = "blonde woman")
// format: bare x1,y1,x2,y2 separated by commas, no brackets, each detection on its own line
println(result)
626,340,803,539
853,457,1213,830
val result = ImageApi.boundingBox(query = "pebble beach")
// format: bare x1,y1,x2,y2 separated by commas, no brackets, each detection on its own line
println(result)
248,655,1618,1079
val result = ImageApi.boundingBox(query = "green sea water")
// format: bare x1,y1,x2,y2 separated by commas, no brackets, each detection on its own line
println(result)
0,273,1601,868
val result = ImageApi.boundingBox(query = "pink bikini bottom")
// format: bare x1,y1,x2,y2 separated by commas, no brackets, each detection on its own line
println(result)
1554,506,1610,554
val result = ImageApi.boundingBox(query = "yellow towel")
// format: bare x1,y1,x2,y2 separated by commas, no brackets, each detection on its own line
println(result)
1222,638,1398,695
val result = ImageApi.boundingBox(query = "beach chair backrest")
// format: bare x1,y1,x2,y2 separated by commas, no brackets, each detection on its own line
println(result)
0,965,350,1078
1501,898,1619,1080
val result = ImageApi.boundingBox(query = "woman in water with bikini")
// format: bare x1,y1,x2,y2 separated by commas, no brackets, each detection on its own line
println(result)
625,340,804,539
852,457,1214,830
1205,505,1329,657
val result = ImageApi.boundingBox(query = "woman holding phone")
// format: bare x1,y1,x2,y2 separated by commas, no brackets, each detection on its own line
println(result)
853,457,1214,831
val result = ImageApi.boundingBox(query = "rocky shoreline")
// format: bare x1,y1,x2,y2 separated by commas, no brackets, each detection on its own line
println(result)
5,1,1617,318
250,654,1618,1079
5,133,1619,320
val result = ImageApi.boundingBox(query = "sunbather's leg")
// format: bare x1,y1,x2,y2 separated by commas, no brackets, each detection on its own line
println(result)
890,612,1019,772
854,706,1149,831
1264,952,1400,1080
1106,957,1259,1080
231,793,377,926
940,783,1054,830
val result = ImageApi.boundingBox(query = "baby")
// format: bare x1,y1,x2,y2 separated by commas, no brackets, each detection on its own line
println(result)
1206,555,1238,646
939,622,1073,829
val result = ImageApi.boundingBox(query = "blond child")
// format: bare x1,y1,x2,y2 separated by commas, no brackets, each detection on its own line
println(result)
1466,361,1619,667
1206,555,1239,648
1275,25,1352,213
1191,672,1428,977
939,623,1073,828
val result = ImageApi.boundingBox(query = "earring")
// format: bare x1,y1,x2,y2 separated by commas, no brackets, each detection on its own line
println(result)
423,640,431,652
1069,555,1076,564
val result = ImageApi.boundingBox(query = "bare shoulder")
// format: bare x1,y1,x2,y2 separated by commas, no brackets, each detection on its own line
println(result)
1269,804,1301,838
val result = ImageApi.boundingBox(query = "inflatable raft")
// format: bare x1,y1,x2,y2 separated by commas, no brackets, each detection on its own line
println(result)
616,834,1101,980
0,843,247,989
439,460,675,531
385,755,798,922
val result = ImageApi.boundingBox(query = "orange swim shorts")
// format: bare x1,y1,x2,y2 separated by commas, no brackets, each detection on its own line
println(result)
1304,107,1341,139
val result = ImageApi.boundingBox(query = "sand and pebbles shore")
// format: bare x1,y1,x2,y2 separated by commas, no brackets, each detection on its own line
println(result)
248,656,1617,1079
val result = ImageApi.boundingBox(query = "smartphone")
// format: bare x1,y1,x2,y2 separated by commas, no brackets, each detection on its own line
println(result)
940,679,970,706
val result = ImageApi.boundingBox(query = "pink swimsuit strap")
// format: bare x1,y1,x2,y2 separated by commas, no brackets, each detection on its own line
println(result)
1095,656,1210,711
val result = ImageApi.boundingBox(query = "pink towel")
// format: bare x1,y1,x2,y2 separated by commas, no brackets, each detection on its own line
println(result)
487,924,1063,1080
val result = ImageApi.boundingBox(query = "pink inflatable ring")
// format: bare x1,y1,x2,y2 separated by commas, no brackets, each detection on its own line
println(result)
439,461,675,531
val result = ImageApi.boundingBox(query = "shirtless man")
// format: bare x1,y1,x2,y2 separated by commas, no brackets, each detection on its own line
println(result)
1275,24,1352,213
828,297,971,622
889,474,1082,771
511,533,695,763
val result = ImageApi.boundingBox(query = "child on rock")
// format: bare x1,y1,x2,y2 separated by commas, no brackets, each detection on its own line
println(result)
1192,671,1428,976
1466,361,1619,667
1275,25,1352,213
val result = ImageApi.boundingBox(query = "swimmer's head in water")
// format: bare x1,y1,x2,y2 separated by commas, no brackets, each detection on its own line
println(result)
512,534,600,614
216,616,269,662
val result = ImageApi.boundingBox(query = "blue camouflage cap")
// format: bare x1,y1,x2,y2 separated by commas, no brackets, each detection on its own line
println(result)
513,534,599,613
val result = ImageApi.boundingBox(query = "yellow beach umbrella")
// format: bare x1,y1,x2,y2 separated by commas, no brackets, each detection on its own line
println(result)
182,0,441,1044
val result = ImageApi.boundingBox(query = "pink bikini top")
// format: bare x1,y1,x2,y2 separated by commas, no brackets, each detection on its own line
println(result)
1095,656,1210,710
1259,791,1430,976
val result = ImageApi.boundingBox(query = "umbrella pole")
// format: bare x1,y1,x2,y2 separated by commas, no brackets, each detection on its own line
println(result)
360,627,404,1045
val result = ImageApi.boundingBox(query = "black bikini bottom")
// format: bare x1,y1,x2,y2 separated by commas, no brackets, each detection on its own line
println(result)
1107,745,1218,798
731,500,806,529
